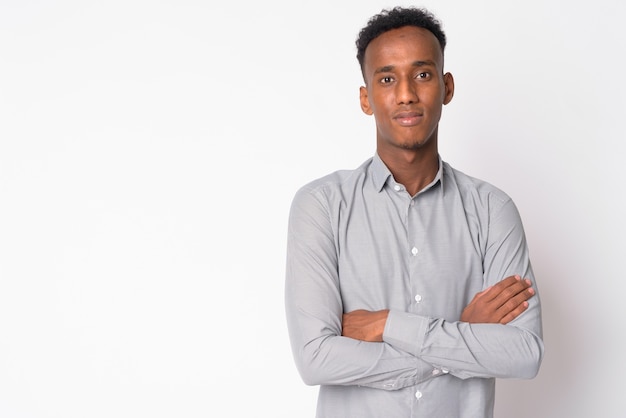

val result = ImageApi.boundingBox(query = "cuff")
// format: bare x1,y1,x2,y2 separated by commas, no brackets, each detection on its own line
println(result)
382,309,429,356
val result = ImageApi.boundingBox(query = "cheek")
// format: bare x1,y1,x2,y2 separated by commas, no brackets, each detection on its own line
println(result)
372,97,394,118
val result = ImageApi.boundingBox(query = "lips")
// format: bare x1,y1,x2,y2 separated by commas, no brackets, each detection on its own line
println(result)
393,111,423,127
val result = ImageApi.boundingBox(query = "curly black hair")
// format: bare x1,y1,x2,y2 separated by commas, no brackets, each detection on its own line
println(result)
356,6,447,73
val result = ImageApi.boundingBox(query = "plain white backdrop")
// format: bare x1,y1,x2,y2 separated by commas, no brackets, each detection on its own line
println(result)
1,1,624,417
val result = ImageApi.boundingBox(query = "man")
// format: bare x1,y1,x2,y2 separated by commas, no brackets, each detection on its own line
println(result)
285,6,543,417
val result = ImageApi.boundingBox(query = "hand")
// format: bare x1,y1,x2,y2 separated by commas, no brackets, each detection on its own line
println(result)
341,309,389,342
461,275,535,324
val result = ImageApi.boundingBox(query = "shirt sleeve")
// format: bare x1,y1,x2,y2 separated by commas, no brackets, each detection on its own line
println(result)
285,186,437,390
382,196,544,380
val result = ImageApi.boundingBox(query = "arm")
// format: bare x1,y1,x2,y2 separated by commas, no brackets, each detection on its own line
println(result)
381,198,544,380
342,274,535,342
285,186,437,390
460,275,535,324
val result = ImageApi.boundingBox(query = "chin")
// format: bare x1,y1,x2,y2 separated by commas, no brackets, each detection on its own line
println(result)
399,140,428,150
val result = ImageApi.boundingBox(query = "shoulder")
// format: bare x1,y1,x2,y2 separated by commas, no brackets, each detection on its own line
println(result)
288,158,373,227
292,158,373,202
443,161,520,220
444,162,511,202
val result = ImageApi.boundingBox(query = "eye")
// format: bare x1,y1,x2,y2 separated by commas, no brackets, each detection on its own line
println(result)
415,72,431,80
380,76,394,84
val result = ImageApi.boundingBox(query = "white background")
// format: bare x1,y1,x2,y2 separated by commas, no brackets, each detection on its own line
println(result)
1,1,624,417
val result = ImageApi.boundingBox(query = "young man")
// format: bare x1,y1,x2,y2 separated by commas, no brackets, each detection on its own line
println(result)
285,6,543,417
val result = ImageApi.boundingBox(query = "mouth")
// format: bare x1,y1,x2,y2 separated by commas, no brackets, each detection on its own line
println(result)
393,111,423,127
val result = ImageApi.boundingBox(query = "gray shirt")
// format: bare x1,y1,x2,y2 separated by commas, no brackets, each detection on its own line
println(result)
285,154,543,417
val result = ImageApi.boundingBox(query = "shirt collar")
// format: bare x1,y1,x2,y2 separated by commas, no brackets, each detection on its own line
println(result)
371,153,392,192
370,153,445,194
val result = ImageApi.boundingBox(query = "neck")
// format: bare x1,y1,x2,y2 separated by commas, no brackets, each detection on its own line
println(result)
378,148,439,196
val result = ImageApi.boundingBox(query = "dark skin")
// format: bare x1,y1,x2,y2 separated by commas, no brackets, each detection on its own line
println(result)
343,26,536,341
344,276,535,341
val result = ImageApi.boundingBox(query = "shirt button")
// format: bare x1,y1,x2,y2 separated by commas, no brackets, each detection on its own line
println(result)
394,185,401,191
432,369,440,376
414,294,422,303
415,391,423,399
442,368,449,374
411,247,418,256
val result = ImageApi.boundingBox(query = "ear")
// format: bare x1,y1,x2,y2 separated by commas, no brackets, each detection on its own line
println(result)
359,86,373,115
443,72,454,105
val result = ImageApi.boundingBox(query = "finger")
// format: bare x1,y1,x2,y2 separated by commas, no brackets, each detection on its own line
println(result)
470,285,493,302
495,287,535,319
493,275,522,289
499,300,529,324
497,285,534,311
481,275,522,302
490,278,532,309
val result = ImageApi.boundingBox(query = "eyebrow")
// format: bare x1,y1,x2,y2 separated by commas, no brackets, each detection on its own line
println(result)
373,60,437,75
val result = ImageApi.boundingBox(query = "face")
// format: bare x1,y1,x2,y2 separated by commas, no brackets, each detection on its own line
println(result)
359,26,454,154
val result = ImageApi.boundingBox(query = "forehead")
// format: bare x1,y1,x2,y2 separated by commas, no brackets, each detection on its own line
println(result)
363,26,443,72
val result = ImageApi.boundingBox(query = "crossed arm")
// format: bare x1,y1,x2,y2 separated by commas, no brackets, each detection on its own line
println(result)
342,275,536,342
286,186,543,388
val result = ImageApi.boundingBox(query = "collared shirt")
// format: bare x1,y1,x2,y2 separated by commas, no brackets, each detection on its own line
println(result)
285,154,543,418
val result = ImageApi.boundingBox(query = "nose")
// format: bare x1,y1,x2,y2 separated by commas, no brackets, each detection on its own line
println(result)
396,77,418,105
